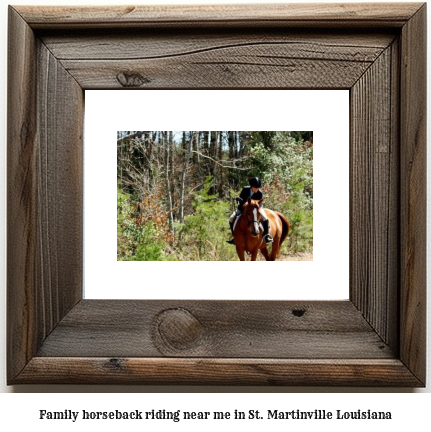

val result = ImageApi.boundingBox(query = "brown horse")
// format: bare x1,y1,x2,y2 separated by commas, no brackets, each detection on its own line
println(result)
233,197,290,261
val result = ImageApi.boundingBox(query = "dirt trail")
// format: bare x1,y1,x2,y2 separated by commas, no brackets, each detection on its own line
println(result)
279,252,313,261
256,252,313,261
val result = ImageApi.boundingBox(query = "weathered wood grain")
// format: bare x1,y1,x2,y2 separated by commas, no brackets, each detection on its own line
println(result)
399,3,427,385
41,31,395,60
40,31,395,89
15,358,423,386
60,57,371,89
16,3,423,29
387,37,401,357
35,40,84,336
350,44,399,348
7,6,83,383
36,300,394,359
7,3,426,386
7,6,38,382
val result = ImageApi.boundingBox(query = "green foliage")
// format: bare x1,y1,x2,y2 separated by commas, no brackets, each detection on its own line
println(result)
117,131,313,260
177,176,237,261
278,169,313,253
117,186,168,261
245,132,313,253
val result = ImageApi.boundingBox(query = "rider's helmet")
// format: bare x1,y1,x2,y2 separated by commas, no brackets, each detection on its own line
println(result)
248,177,262,188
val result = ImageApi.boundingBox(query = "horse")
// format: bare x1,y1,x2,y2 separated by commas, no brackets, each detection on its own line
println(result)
232,197,290,261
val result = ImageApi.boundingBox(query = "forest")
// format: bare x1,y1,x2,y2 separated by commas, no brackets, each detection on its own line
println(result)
117,131,313,261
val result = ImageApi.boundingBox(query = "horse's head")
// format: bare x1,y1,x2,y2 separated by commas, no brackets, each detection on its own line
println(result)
243,197,263,237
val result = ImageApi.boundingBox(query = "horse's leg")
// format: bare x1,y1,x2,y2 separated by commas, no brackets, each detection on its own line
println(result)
270,239,280,261
236,247,246,261
250,250,259,261
260,246,271,261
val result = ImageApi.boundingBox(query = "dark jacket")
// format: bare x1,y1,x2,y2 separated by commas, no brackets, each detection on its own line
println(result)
237,186,263,211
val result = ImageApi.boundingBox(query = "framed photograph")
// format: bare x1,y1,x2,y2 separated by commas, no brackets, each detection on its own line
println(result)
7,3,426,386
85,90,349,301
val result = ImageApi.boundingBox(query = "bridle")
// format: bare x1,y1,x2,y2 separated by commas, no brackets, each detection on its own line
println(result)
244,204,261,236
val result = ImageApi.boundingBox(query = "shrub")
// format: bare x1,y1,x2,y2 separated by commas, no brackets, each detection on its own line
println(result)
177,176,237,261
245,133,313,254
117,186,168,261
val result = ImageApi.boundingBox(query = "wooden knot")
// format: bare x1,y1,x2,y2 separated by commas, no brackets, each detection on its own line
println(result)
153,308,203,355
116,71,150,87
106,358,123,370
292,308,306,317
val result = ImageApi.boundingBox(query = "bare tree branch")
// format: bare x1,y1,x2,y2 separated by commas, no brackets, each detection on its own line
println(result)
190,149,250,170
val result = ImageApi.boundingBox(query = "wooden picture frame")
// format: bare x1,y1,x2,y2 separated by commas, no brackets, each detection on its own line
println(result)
7,3,426,386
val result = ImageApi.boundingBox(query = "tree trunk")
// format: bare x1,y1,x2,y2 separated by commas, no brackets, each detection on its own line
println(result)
228,131,235,159
210,131,218,193
165,132,174,231
179,131,194,223
217,131,224,196
196,131,202,180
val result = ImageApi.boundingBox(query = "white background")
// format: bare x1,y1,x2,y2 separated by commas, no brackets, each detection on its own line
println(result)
0,0,429,427
84,90,349,300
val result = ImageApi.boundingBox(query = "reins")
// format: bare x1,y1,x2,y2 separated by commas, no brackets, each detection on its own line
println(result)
246,219,259,227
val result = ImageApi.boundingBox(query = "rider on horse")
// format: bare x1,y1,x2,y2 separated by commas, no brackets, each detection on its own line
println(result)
227,177,274,245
